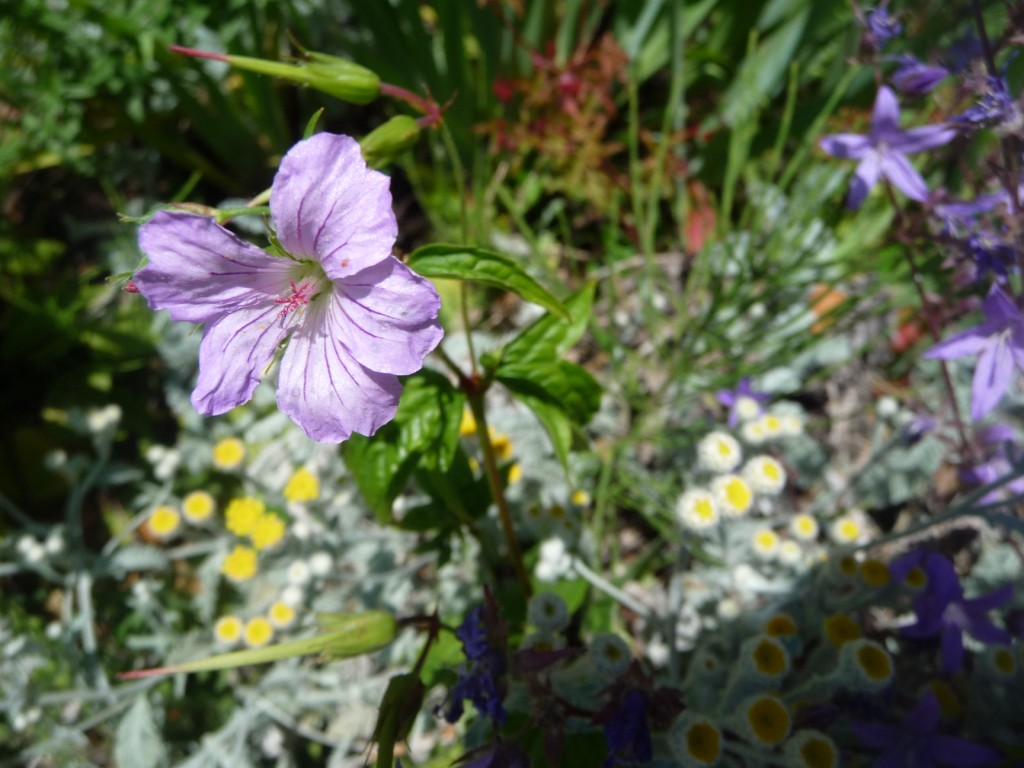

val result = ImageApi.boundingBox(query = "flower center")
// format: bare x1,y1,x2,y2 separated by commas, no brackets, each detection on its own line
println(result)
274,279,316,318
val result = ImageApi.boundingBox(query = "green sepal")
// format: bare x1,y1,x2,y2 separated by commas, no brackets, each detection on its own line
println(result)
223,52,380,104
361,115,422,168
407,244,568,320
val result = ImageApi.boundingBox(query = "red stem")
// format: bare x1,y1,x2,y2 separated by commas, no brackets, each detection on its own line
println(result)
168,44,229,62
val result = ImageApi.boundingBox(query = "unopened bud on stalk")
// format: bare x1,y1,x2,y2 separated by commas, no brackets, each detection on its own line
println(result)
360,115,422,167
169,45,380,104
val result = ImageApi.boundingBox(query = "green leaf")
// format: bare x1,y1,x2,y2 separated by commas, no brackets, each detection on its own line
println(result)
504,388,575,472
114,695,164,768
342,370,464,523
407,244,568,319
496,361,601,426
485,282,595,370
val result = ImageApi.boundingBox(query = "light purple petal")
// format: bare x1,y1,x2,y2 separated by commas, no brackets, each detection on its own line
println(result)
970,338,1013,419
135,212,293,324
890,124,956,154
871,86,902,137
276,301,403,443
927,735,1003,766
982,284,1023,326
192,303,292,415
848,152,882,208
923,327,991,360
940,624,965,674
271,133,397,279
880,151,929,201
820,133,872,159
330,257,443,375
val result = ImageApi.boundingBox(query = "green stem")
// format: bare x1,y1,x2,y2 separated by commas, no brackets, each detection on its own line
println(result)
466,392,532,599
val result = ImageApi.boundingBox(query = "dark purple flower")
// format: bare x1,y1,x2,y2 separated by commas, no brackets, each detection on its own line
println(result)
133,133,443,443
924,285,1024,420
964,231,1017,282
862,6,902,50
442,606,507,725
892,56,949,95
954,77,1017,129
893,550,1012,675
603,690,652,768
819,86,955,208
852,693,1002,766
715,377,769,426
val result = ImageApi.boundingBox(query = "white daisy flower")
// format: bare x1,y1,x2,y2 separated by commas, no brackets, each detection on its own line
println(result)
697,431,743,473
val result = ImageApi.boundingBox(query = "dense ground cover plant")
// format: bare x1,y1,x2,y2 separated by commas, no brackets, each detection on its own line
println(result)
3,0,1024,766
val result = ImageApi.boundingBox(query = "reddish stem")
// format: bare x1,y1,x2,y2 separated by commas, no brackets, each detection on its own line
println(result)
168,44,229,62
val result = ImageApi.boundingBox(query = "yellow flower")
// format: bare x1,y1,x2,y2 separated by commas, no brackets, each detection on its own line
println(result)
712,474,753,516
489,429,513,461
785,730,838,768
182,491,216,523
677,489,719,530
841,639,893,691
570,489,591,507
243,616,274,648
823,612,861,648
225,497,265,537
789,513,819,541
212,437,245,470
859,559,891,587
268,600,297,628
669,712,722,767
250,513,286,551
213,615,243,645
283,468,319,503
458,408,477,437
147,505,181,539
222,545,257,582
743,635,790,680
507,463,523,484
697,431,742,473
738,694,790,746
829,515,862,544
764,613,798,638
751,529,780,559
742,455,786,495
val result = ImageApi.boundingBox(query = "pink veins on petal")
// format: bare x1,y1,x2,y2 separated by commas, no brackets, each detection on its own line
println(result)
132,133,443,443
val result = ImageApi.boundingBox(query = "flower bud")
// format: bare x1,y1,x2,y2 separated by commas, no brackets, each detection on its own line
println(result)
169,45,380,104
360,115,421,167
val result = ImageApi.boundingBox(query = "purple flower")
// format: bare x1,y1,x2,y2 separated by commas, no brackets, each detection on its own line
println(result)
442,606,507,725
961,424,1024,502
862,6,902,50
893,550,1012,675
603,690,652,768
892,56,949,96
954,76,1018,128
715,377,769,426
820,86,955,209
852,693,1002,767
133,133,443,443
924,285,1024,420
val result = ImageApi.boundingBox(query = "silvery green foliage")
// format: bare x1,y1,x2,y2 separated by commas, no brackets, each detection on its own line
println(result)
115,695,166,768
